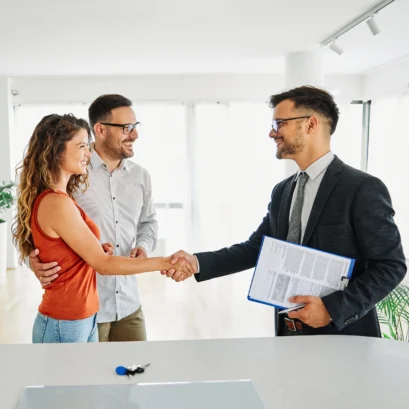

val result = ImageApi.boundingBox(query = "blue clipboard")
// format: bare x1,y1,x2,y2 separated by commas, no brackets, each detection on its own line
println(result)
247,235,355,310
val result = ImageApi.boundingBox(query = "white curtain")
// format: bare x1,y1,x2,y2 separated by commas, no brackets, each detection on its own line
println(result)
14,100,368,257
191,100,364,252
14,103,189,256
13,104,89,171
130,103,188,253
192,102,284,251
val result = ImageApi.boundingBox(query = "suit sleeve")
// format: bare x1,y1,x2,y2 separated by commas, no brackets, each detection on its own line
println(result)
194,188,276,282
322,177,407,330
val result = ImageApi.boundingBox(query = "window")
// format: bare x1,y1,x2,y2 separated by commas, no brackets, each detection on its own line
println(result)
367,93,409,253
13,104,89,169
331,101,363,170
14,103,188,255
12,97,370,340
14,100,368,256
131,103,188,253
193,102,284,251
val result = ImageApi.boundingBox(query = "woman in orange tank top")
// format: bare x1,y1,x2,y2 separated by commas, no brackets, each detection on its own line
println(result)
12,114,194,343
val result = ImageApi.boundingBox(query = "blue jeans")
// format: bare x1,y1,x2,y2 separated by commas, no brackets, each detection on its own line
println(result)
32,312,98,343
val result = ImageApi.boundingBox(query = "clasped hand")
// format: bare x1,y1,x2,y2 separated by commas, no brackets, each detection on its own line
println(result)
161,250,198,282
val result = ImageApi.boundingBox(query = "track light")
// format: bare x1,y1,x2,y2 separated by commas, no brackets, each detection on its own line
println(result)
366,15,381,36
329,41,344,56
321,0,393,50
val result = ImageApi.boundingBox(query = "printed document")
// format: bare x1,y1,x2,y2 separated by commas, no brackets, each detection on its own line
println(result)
248,236,355,310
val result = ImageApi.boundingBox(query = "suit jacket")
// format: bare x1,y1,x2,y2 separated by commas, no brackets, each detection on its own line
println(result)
195,156,407,337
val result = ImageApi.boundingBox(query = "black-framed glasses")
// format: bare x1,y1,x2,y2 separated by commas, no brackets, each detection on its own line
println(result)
100,122,141,135
271,116,310,132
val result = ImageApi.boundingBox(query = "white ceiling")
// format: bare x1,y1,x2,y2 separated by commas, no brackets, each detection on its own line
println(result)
323,0,409,74
0,0,407,76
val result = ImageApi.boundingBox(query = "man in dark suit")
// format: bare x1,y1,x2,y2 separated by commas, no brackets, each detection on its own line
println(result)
163,85,407,337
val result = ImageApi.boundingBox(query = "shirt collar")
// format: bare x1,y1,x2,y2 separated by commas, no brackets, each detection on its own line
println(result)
295,151,335,182
89,144,129,172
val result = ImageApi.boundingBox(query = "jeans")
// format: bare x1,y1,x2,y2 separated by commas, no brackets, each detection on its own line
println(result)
32,312,98,343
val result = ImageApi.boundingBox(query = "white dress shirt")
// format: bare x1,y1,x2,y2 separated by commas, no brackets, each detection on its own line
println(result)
74,148,158,323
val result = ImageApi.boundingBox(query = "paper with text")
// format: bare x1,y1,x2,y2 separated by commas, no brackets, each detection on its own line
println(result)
248,236,355,310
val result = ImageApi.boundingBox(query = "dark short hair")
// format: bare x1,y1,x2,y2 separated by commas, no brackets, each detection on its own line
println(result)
88,94,132,133
269,86,340,135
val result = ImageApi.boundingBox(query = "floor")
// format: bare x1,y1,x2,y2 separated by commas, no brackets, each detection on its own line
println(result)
0,266,275,344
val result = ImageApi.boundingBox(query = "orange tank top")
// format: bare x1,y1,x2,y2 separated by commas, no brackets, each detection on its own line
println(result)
31,189,100,320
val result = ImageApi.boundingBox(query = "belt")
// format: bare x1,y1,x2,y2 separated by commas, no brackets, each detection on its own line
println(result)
284,317,303,332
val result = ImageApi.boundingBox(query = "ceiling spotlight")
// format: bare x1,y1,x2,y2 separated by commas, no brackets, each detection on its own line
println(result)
366,15,380,36
329,41,343,55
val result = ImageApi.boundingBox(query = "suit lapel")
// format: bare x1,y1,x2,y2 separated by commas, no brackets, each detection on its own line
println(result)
277,175,296,240
302,156,344,245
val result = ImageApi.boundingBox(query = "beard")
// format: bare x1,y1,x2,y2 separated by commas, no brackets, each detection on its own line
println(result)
102,130,135,160
276,129,305,159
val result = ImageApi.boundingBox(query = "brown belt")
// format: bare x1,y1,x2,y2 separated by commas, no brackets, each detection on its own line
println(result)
284,317,303,332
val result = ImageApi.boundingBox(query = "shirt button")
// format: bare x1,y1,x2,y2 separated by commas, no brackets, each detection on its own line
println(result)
116,245,119,248
116,221,118,224
116,291,119,294
113,197,115,200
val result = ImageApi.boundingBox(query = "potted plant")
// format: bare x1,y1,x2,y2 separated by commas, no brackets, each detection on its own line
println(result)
0,181,15,283
377,283,409,341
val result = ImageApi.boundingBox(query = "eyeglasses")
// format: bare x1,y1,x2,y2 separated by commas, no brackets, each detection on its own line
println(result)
100,122,141,135
271,116,310,132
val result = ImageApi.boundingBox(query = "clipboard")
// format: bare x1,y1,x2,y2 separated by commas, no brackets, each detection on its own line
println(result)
247,235,355,310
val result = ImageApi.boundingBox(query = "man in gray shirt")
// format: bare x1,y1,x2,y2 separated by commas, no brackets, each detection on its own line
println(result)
30,94,158,342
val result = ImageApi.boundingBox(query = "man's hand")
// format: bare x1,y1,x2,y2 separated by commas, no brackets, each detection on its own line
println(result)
130,247,147,259
160,250,198,282
287,296,332,328
101,242,114,255
29,249,60,287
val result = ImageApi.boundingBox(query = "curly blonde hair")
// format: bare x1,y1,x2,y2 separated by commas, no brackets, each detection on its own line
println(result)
12,114,91,262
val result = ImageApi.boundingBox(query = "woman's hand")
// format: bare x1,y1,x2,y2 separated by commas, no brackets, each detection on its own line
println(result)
163,257,195,281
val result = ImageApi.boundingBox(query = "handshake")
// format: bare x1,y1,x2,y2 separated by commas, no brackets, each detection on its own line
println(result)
161,250,198,282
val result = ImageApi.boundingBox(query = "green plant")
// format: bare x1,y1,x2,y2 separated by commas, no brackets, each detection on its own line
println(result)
0,181,15,223
377,283,409,341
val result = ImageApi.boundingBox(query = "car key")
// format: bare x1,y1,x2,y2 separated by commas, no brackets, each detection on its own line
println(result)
116,363,151,378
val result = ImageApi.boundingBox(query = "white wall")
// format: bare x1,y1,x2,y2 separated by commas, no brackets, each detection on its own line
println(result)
363,56,409,100
9,74,363,104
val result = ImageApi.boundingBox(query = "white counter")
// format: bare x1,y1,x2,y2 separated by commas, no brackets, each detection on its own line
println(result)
1,335,408,409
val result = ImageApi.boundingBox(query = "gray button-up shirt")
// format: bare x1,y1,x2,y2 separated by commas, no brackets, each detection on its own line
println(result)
74,148,158,323
290,151,335,242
